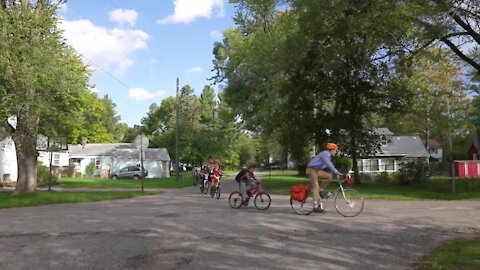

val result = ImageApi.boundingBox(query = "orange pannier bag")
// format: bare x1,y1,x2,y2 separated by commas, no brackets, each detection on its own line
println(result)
290,184,309,202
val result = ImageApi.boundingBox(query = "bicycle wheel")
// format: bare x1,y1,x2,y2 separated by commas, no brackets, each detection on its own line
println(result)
216,186,221,199
199,184,204,194
228,192,243,209
290,190,314,215
334,188,364,217
254,192,271,210
210,186,216,198
204,182,209,194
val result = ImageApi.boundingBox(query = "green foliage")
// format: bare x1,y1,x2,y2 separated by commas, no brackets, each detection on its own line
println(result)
85,161,95,177
334,156,353,173
36,163,58,186
396,159,431,185
373,172,397,185
416,237,480,270
0,191,159,209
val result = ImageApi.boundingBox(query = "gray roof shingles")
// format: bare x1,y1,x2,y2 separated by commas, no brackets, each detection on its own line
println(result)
68,143,170,161
379,135,429,158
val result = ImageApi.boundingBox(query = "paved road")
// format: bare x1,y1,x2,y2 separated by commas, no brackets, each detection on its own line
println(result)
0,177,479,270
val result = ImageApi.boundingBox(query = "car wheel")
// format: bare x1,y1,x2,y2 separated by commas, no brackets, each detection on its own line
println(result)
111,175,117,179
133,175,139,180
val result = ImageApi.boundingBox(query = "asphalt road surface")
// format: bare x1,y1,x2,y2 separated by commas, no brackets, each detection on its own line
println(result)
0,177,479,270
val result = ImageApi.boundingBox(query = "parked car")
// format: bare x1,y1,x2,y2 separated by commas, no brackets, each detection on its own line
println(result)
109,166,148,179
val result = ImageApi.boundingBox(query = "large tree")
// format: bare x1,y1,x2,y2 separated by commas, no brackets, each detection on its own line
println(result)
0,0,90,193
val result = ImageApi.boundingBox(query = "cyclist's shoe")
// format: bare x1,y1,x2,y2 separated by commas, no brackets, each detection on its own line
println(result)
242,200,249,206
313,207,325,213
320,191,332,199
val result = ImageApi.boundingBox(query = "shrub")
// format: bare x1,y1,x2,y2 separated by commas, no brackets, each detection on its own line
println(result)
85,161,95,177
396,159,431,185
374,172,396,184
37,163,58,186
74,171,82,178
334,156,353,173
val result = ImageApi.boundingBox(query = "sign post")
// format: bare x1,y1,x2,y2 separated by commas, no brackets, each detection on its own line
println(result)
134,134,149,191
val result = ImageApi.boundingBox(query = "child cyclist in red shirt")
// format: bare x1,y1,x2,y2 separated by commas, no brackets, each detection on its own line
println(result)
209,160,223,196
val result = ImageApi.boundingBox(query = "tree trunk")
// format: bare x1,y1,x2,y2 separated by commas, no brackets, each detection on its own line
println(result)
14,111,39,194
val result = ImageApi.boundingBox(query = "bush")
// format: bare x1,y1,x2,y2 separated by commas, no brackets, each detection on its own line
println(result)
85,161,95,177
334,156,353,173
37,163,58,186
396,159,431,185
374,172,397,184
74,171,82,178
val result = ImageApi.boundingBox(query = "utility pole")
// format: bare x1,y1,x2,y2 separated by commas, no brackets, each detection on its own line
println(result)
175,77,180,181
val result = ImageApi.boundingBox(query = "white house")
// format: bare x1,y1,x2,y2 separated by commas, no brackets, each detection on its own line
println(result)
0,136,18,183
357,128,430,174
68,143,171,178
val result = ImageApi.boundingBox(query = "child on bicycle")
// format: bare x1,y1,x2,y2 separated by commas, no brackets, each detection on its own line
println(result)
209,161,223,196
238,163,258,206
306,143,342,213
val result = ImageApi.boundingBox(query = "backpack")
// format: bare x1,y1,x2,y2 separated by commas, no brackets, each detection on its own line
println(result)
290,184,309,202
235,169,248,183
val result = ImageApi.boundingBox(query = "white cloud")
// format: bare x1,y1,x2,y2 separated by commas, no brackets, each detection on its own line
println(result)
109,9,138,26
59,19,149,74
129,88,166,101
157,0,225,25
187,67,203,73
210,30,223,40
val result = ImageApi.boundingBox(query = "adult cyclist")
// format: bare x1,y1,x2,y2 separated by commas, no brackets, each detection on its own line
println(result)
306,143,341,213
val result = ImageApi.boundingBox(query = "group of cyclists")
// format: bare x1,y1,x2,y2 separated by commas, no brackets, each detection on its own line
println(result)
191,142,341,211
193,159,260,205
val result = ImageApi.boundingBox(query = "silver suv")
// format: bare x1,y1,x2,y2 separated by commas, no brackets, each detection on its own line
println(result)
109,166,148,179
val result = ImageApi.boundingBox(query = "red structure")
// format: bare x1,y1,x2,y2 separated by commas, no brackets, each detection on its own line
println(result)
456,160,480,178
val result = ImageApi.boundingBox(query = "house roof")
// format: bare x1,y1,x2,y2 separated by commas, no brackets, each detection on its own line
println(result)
378,135,429,158
373,128,394,135
422,139,442,149
109,148,171,161
68,143,134,156
68,143,170,161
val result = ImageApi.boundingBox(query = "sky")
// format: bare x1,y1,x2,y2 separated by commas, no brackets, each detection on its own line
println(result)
57,0,236,127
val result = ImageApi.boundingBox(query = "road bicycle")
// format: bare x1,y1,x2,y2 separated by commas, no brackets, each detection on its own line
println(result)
199,177,209,194
290,174,364,217
210,180,221,199
229,180,271,210
192,169,199,186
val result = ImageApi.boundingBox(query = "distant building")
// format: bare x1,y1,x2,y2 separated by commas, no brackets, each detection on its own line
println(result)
422,139,443,160
357,128,429,174
467,129,480,160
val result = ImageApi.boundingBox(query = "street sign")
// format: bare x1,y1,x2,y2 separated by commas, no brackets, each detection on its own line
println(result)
134,134,149,149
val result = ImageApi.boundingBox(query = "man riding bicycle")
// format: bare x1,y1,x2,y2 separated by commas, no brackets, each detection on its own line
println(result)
306,143,341,213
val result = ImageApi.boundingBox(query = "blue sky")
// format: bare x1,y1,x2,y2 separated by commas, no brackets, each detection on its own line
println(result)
58,0,236,127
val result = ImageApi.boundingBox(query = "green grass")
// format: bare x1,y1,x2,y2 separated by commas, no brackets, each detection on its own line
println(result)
57,175,192,189
417,237,480,270
0,191,159,209
262,175,480,200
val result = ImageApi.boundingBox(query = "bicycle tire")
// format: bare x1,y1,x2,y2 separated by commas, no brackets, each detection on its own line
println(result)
254,192,271,210
216,186,221,199
228,192,243,209
334,188,364,217
290,189,314,215
204,182,209,194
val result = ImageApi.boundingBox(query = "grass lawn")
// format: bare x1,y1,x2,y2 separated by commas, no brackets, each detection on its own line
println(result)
261,174,480,200
416,237,480,270
0,191,159,209
56,175,193,189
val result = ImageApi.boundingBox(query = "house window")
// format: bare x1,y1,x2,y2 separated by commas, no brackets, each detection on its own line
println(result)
357,160,363,172
384,159,395,171
53,153,60,166
474,154,478,160
363,159,379,171
95,159,100,169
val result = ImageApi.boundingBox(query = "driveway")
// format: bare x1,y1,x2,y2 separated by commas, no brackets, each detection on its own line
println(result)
0,178,478,270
